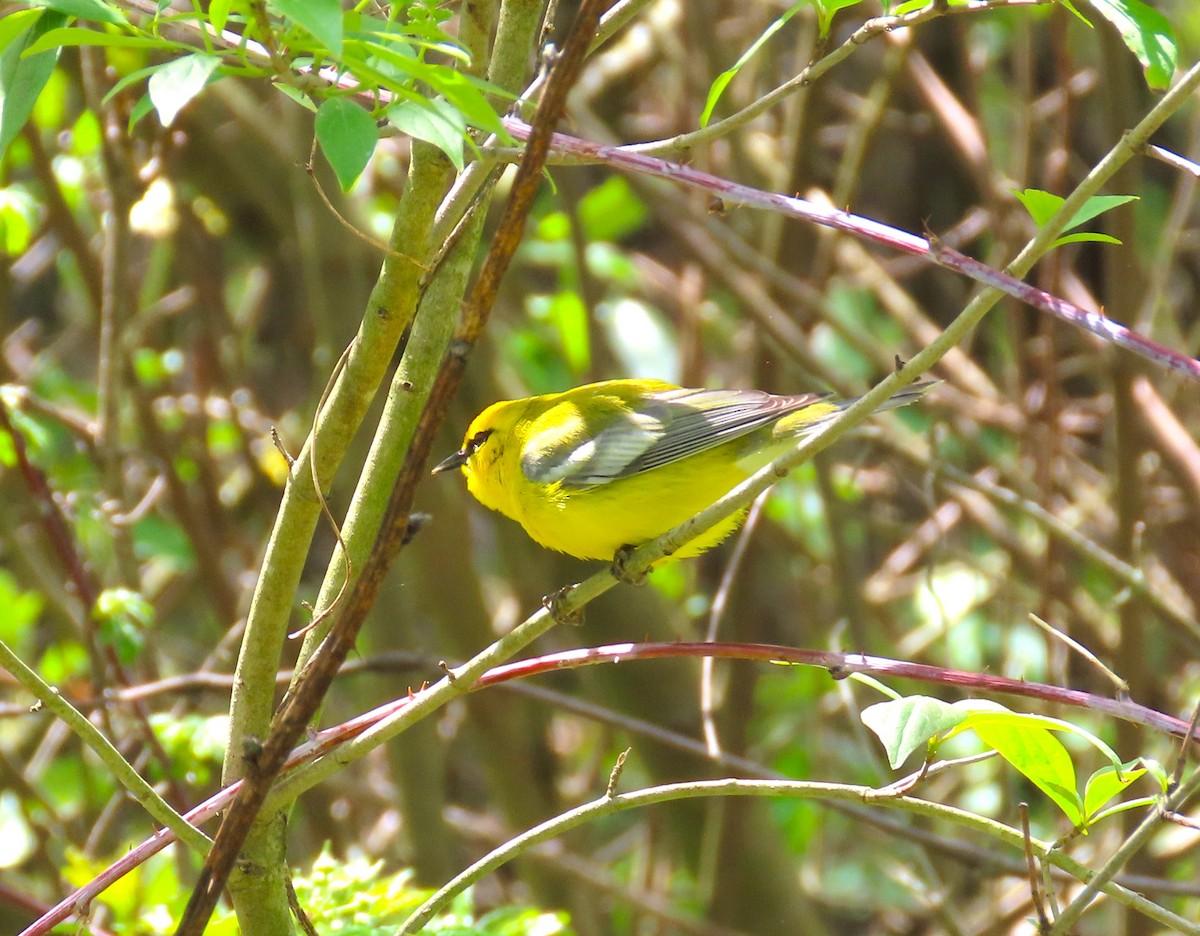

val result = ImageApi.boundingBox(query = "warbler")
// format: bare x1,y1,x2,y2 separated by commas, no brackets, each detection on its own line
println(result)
433,378,933,562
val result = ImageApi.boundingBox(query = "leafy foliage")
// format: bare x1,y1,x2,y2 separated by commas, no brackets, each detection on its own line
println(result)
1013,188,1139,247
2,0,1200,933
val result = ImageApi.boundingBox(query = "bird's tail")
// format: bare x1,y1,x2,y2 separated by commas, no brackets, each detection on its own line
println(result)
869,379,939,412
810,378,938,431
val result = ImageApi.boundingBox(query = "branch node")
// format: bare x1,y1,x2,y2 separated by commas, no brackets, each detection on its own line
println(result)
606,748,631,798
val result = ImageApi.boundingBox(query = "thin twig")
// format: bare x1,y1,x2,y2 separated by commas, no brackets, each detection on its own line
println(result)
700,494,764,757
1020,802,1051,930
1028,612,1128,695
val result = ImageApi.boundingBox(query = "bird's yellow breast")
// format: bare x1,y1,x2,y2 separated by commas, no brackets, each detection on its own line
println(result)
499,439,754,560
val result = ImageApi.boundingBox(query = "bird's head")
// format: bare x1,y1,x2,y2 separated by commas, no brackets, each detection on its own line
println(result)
432,399,526,513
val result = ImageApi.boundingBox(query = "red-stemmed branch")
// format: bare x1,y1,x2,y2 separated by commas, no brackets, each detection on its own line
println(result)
503,119,1200,382
23,637,1198,935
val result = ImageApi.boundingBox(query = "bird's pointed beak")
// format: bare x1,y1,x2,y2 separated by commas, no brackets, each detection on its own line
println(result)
431,448,469,476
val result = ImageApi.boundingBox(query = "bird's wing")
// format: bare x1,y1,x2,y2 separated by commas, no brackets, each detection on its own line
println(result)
522,388,828,489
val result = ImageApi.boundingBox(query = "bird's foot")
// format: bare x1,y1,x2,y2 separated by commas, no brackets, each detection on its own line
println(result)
611,544,649,586
542,585,584,626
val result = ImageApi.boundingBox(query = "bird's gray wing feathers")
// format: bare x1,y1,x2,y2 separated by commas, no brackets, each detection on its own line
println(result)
522,388,827,489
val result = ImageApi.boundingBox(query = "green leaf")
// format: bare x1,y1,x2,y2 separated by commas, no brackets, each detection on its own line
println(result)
1050,231,1122,248
959,709,1123,768
701,0,805,127
94,587,154,666
1012,187,1064,227
209,0,235,34
1083,761,1145,821
812,0,863,35
94,587,155,629
1064,193,1138,229
1013,188,1138,246
1139,757,1170,792
315,96,377,190
347,38,507,138
970,719,1082,825
30,0,127,25
0,568,45,642
546,290,590,374
0,9,43,54
1086,796,1157,825
127,90,154,131
578,176,648,242
24,27,179,55
1086,0,1176,89
848,672,901,701
101,62,160,106
273,80,317,112
861,696,970,769
147,52,220,127
1057,0,1094,26
432,70,509,138
0,184,40,254
386,97,465,171
0,10,66,162
270,0,343,55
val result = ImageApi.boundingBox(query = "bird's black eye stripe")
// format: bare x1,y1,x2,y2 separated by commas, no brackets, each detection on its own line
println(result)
465,428,494,456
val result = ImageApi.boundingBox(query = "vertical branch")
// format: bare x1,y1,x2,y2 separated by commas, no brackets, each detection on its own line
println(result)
176,3,613,933
78,49,137,548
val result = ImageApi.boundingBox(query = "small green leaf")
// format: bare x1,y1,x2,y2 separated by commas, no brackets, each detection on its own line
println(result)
94,587,154,666
0,9,43,53
970,719,1082,825
701,0,805,127
147,52,219,127
848,672,901,701
352,39,506,138
1057,0,1094,26
30,0,128,25
0,185,40,254
812,0,863,35
959,709,1123,768
861,696,970,769
386,97,465,171
271,0,343,55
315,97,377,190
578,176,648,242
1139,757,1170,792
94,587,155,629
1013,187,1064,227
24,27,179,55
209,0,235,34
1083,761,1145,821
273,81,317,112
0,568,44,641
0,10,66,162
1064,193,1138,229
1013,188,1137,246
1087,0,1176,89
127,90,154,131
1086,796,1157,825
547,290,590,374
1050,231,1122,248
102,62,160,106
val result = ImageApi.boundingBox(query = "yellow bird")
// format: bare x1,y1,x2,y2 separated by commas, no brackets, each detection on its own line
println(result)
433,378,933,563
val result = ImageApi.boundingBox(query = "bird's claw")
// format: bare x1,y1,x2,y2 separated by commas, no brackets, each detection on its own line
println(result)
611,545,648,585
543,585,584,626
